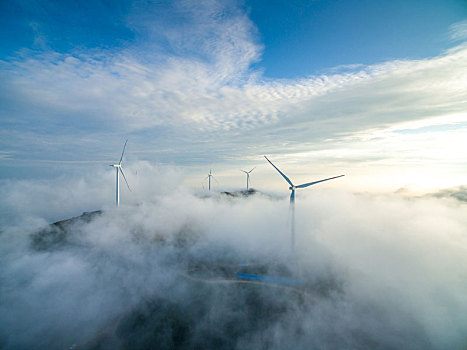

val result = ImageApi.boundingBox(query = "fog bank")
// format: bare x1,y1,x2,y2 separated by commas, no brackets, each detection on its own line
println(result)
1,166,466,349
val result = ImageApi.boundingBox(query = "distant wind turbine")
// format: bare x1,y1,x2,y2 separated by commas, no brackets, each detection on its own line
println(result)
205,169,214,192
264,156,344,253
241,167,256,191
110,140,131,207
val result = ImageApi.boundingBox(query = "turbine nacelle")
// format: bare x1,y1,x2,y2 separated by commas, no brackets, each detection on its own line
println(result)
289,186,296,190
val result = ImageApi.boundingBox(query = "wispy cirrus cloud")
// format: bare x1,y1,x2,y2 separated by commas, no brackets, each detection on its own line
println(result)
449,19,467,42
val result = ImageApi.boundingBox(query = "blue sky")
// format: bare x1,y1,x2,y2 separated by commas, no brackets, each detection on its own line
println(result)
1,0,467,192
247,0,466,77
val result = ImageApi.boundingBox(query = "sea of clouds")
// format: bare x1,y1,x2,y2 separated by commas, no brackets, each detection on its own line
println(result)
1,163,466,349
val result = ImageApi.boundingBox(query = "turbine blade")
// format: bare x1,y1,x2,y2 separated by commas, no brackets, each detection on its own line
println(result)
248,167,256,173
264,156,294,187
119,167,132,192
119,139,128,165
290,189,295,203
241,169,248,174
296,175,345,188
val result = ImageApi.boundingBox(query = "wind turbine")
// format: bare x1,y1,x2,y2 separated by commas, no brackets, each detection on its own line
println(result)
110,139,131,207
264,156,344,254
241,167,256,191
206,169,214,192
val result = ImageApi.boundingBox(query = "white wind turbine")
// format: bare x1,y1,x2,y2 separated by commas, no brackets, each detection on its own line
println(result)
241,167,256,191
110,139,131,207
205,169,214,192
264,156,344,254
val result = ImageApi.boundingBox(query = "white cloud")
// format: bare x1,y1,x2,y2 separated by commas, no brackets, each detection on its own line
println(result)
449,19,467,42
2,31,466,136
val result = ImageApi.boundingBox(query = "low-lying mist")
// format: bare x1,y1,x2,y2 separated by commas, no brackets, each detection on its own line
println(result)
1,164,466,349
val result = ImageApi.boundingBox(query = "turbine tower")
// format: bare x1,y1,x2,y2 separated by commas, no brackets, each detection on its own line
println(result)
264,156,344,254
241,167,256,191
110,139,131,207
